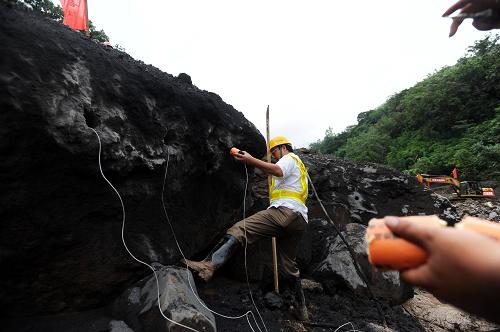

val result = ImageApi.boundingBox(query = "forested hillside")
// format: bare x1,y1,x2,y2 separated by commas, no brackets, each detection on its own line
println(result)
311,35,500,181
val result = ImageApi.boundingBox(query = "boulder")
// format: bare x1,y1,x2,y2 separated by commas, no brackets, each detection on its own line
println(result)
310,221,413,304
403,289,499,332
0,2,264,317
113,266,216,332
299,150,459,225
3,266,215,332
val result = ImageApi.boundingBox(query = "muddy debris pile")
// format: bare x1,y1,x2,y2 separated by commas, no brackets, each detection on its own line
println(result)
453,199,500,221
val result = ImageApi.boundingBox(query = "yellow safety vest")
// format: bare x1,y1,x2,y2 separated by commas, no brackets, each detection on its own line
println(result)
270,153,308,205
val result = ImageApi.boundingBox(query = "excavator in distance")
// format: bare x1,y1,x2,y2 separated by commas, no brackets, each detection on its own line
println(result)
417,169,496,200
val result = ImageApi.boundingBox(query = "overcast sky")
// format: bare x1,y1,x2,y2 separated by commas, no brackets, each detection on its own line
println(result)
64,0,488,147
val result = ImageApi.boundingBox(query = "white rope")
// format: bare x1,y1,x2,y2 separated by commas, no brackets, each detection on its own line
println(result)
92,130,360,332
243,164,268,332
90,128,199,332
334,321,360,332
242,164,270,332
160,153,261,332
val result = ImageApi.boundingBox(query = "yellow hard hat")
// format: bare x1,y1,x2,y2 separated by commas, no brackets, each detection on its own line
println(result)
268,135,291,151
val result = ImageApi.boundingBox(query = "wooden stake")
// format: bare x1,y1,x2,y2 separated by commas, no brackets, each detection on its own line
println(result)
267,105,279,294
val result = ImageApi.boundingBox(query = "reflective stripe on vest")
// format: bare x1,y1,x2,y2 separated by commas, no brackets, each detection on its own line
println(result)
270,153,308,205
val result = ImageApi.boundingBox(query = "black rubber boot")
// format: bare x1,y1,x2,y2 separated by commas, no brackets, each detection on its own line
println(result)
293,278,309,321
182,235,240,282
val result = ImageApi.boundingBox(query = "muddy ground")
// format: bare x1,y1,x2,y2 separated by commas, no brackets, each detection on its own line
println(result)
198,276,421,332
194,196,500,332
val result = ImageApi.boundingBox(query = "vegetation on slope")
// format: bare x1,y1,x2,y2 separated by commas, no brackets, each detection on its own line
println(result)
22,0,109,42
311,35,500,181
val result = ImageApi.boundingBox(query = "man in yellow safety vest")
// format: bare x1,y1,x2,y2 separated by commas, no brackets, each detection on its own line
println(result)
183,135,309,320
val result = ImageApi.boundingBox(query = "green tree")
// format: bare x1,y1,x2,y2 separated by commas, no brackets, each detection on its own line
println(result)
311,34,500,181
23,0,109,42
343,128,391,164
23,0,63,20
88,21,109,43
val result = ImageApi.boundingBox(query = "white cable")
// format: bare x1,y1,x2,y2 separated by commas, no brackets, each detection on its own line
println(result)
333,321,363,332
242,164,270,332
90,128,199,332
158,152,363,332
160,153,261,332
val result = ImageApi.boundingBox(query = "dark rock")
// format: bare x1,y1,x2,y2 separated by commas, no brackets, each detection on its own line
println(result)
301,278,323,293
3,309,123,332
177,73,192,85
453,198,500,222
300,153,458,225
403,289,499,332
0,2,264,318
2,266,215,332
309,222,413,305
112,266,215,332
226,153,458,286
263,292,283,310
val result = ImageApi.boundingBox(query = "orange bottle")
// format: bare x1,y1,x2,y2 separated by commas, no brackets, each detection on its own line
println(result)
230,147,242,156
366,216,447,271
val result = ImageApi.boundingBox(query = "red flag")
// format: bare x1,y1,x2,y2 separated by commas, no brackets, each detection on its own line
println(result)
60,0,89,31
452,167,458,179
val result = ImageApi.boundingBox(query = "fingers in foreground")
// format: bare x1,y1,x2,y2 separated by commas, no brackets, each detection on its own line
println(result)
400,264,434,288
384,216,435,250
442,0,472,17
449,17,465,36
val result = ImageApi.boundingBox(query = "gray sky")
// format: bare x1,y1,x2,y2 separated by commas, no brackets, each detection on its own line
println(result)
68,0,487,147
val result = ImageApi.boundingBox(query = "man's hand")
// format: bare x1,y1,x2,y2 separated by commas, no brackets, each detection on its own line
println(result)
232,150,252,162
385,216,500,323
443,0,500,37
232,150,283,177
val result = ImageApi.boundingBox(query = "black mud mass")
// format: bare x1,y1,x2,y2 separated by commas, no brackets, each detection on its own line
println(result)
199,276,424,332
0,0,265,318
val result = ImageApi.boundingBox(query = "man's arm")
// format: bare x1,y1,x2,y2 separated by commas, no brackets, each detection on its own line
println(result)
233,151,283,177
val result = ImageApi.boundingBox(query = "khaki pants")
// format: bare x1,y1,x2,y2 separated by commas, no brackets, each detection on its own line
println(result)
227,206,306,278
